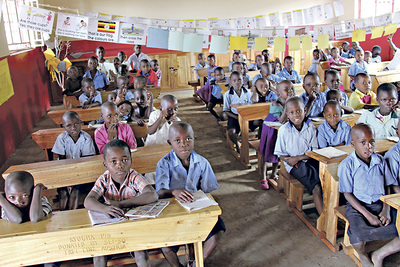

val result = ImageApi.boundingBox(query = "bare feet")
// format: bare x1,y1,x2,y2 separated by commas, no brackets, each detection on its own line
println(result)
371,250,383,267
358,253,373,267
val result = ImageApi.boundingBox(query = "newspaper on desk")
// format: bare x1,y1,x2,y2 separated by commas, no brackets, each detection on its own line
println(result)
177,190,218,212
311,114,354,122
313,147,349,159
125,200,169,219
88,210,127,227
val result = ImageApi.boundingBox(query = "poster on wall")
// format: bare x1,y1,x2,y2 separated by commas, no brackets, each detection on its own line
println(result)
287,26,310,37
0,58,14,106
18,5,55,34
354,17,373,34
56,13,89,39
314,24,334,41
118,22,147,45
334,22,352,39
238,29,261,49
87,18,120,43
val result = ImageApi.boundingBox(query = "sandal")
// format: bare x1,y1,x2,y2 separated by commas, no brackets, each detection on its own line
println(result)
260,179,269,190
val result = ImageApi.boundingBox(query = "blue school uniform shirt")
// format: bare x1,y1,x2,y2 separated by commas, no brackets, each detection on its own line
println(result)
341,51,351,58
228,61,235,72
195,62,209,79
155,150,219,194
113,89,134,101
274,120,318,172
349,47,356,56
83,70,110,90
338,151,397,204
78,90,102,106
299,91,325,117
277,68,302,83
51,131,96,159
384,141,400,183
222,87,252,114
371,56,381,63
247,63,260,71
317,120,351,148
252,73,284,86
349,61,368,89
357,108,400,140
210,77,226,99
259,91,278,102
322,88,349,106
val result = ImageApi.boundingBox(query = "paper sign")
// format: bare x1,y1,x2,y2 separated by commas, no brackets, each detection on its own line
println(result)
393,11,400,26
151,19,168,27
98,13,112,20
333,0,344,16
56,13,89,39
256,15,267,28
313,5,324,22
384,23,398,36
88,18,119,43
167,20,180,28
209,35,229,54
292,10,303,26
255,37,269,51
344,20,355,31
287,26,310,37
282,12,292,27
239,29,260,49
303,8,314,25
352,29,366,42
137,17,151,25
168,31,184,51
111,15,124,22
302,35,312,50
318,34,329,49
119,23,147,45
195,19,207,28
84,12,98,18
235,17,256,29
269,13,280,27
288,36,300,51
314,25,335,41
371,26,384,39
334,22,352,39
274,37,285,52
324,3,334,19
146,27,169,49
261,27,285,37
183,33,203,52
0,58,14,106
18,6,55,34
354,17,373,34
375,13,392,27
182,20,194,28
229,36,247,50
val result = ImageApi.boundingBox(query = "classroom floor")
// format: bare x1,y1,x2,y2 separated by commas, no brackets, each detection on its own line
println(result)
2,89,400,267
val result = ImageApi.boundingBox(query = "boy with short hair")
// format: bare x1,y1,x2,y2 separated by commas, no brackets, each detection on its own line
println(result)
207,54,218,81
349,73,379,110
79,78,102,109
95,46,110,76
117,51,131,71
338,123,400,267
317,101,351,148
364,51,372,64
195,53,209,80
228,51,241,72
84,139,158,267
372,45,382,63
251,77,278,103
63,65,82,97
156,122,225,267
348,48,368,89
95,102,137,153
132,88,154,126
151,59,161,87
299,72,325,117
145,94,180,146
207,67,227,120
323,69,349,105
83,56,109,91
277,56,302,83
308,49,326,74
252,62,284,86
114,76,134,103
133,75,147,90
326,89,354,114
350,41,360,56
357,83,400,140
136,59,158,87
0,171,51,224
341,41,352,58
248,54,264,71
274,97,323,214
52,111,96,210
128,44,152,72
225,62,250,87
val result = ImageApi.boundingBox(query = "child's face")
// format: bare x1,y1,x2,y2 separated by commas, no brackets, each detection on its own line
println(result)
82,81,95,96
284,58,294,72
140,62,150,74
277,82,295,101
67,67,79,80
118,103,132,118
214,69,224,82
233,53,240,62
150,61,159,71
351,128,375,163
377,90,397,115
198,55,205,65
169,127,194,161
117,52,126,62
364,53,371,64
262,50,270,62
260,65,272,78
275,63,282,73
325,73,340,90
5,181,31,210
96,48,105,59
101,106,118,128
63,116,82,140
303,76,320,96
355,51,364,62
328,92,343,105
230,74,243,91
342,43,350,51
355,76,371,94
103,146,132,184
134,90,147,108
313,51,319,60
286,100,305,128
161,99,178,121
331,48,339,58
207,57,215,67
117,78,128,90
107,93,117,103
232,64,243,73
88,58,98,71
256,79,269,97
134,45,142,54
324,105,341,130
113,58,120,69
256,56,264,66
373,49,381,57
352,42,358,49
134,79,145,90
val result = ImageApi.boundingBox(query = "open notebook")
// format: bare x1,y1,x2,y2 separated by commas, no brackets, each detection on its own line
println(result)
313,147,349,159
177,190,218,212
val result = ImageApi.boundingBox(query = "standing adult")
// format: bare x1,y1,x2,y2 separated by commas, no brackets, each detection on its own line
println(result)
128,44,152,72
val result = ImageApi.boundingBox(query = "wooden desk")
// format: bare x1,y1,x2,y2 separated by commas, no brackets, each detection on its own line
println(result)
368,61,389,73
305,139,396,248
230,103,270,168
2,144,171,189
369,71,400,94
196,68,207,87
48,107,101,126
31,123,148,160
380,193,400,235
0,198,221,267
335,66,350,90
316,62,330,88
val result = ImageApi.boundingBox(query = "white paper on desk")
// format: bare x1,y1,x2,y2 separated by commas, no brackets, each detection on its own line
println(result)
177,190,218,212
342,114,355,118
313,147,349,159
311,117,325,122
88,210,127,226
353,109,367,115
387,136,400,143
88,124,103,128
264,121,282,127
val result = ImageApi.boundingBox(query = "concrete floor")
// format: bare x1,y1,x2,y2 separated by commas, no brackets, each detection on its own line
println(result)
2,89,400,266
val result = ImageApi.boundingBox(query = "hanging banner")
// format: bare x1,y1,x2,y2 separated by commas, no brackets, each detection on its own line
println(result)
56,13,89,39
118,23,147,45
18,5,55,34
87,18,119,42
287,26,310,37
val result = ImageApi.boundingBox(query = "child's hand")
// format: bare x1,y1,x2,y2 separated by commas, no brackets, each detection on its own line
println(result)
82,104,90,109
309,90,317,101
172,189,194,203
367,214,383,227
146,91,153,101
378,206,391,226
136,119,145,126
283,156,300,167
103,205,124,218
35,183,47,191
107,123,118,140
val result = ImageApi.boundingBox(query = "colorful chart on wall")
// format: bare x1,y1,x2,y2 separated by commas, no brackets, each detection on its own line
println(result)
0,58,14,106
87,18,120,43
18,5,55,34
56,13,89,39
118,22,147,45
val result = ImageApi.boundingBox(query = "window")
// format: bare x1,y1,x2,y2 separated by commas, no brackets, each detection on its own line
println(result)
2,0,43,52
359,0,397,18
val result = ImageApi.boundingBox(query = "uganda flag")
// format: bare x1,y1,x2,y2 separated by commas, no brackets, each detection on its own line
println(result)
98,20,116,33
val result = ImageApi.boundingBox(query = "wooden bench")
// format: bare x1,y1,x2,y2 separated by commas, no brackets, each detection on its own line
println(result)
48,107,102,126
0,197,221,267
31,123,148,160
249,140,262,176
370,70,400,94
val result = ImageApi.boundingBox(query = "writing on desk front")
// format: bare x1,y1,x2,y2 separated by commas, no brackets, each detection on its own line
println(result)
58,233,126,255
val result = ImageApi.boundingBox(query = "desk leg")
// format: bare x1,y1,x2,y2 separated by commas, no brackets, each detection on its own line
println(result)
238,116,250,168
194,241,204,267
397,209,400,236
341,68,350,90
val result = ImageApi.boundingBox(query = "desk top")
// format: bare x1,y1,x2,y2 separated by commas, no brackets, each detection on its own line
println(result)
380,193,400,210
48,107,102,125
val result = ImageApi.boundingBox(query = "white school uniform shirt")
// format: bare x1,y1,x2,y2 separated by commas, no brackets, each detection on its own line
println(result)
274,120,318,172
51,131,96,159
145,109,181,146
308,58,320,73
222,87,252,115
78,90,102,106
127,52,152,71
121,60,132,71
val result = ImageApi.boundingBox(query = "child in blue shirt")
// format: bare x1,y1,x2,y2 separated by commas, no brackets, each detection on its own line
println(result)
248,54,264,71
225,62,250,87
277,56,302,83
349,48,368,89
338,123,400,267
372,45,382,63
317,101,351,148
349,41,360,56
78,78,102,109
385,119,400,186
207,67,226,120
326,89,354,114
83,56,109,91
156,122,225,267
341,41,352,58
207,54,218,81
114,76,134,103
274,97,323,214
252,62,284,86
195,53,209,80
323,69,349,105
251,77,278,103
299,73,325,117
228,51,241,72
